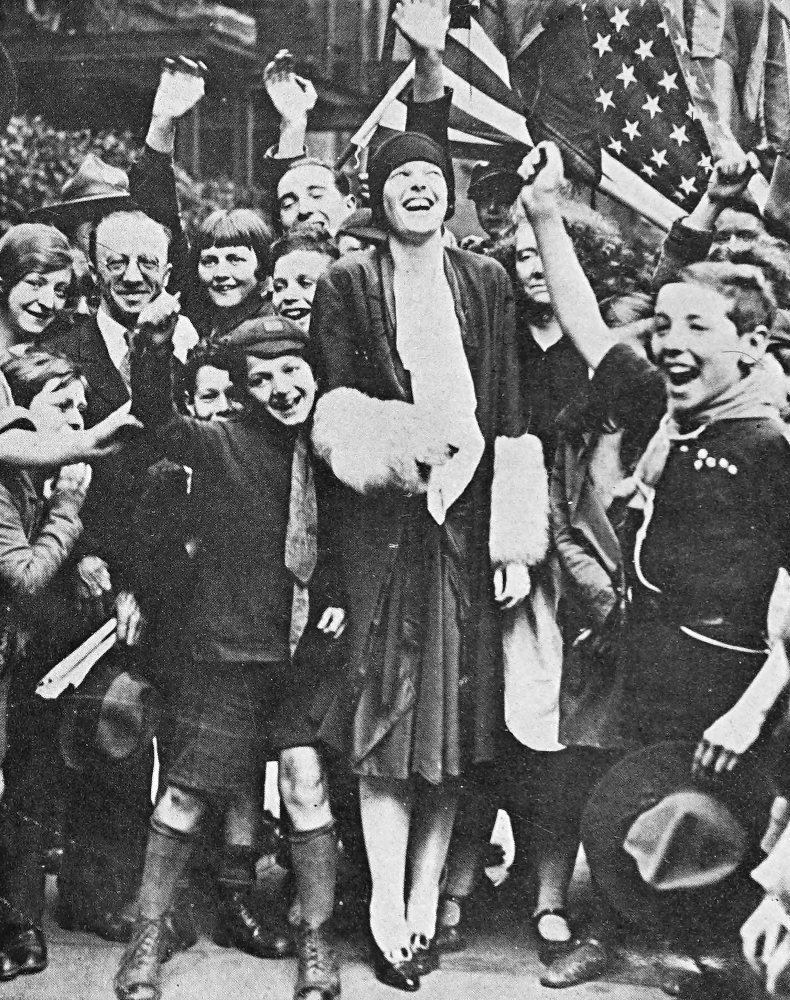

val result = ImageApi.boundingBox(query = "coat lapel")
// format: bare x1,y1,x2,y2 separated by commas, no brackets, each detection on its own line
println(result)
77,318,130,420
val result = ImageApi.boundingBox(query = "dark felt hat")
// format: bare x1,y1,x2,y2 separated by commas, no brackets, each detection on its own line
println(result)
32,154,131,231
59,654,161,772
368,131,455,226
582,741,774,939
0,42,17,135
467,144,527,204
217,314,309,359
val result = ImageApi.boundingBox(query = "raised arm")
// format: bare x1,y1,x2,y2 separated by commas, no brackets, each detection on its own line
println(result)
0,465,89,600
652,155,757,290
518,143,615,369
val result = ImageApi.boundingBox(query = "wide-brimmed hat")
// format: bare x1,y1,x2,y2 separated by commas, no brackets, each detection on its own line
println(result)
0,42,17,134
582,741,774,939
32,154,131,231
59,653,161,772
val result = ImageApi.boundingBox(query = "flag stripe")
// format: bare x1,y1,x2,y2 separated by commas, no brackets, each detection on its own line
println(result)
448,18,512,88
445,35,526,114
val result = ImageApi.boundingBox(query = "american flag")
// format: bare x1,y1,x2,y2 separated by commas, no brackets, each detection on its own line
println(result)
374,0,769,229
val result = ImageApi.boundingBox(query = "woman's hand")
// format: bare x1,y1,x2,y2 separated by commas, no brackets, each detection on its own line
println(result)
493,563,531,611
317,607,347,639
392,0,451,54
115,591,145,647
152,56,206,121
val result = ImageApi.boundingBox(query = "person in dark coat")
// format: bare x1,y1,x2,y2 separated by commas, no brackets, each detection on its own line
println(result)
520,139,790,993
45,207,195,943
308,0,548,988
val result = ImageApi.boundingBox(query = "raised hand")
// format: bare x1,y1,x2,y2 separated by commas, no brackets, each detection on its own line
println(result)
518,141,565,216
115,590,145,647
135,290,182,348
152,56,206,120
706,152,759,204
264,50,318,124
392,0,451,53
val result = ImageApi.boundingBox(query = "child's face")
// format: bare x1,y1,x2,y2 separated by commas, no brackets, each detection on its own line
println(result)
29,377,87,433
198,244,259,309
245,353,316,426
652,282,765,416
272,250,331,333
187,364,235,421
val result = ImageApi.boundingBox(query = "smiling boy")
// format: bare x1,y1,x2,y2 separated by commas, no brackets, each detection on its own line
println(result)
115,302,346,1000
518,140,790,990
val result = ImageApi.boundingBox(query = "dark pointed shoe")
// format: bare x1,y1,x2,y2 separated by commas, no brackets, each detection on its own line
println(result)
294,921,340,1000
370,939,420,992
0,947,20,981
113,916,168,1000
410,935,439,976
2,924,47,976
213,888,294,959
539,938,613,989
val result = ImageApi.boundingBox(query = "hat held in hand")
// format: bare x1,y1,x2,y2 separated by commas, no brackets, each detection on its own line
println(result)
582,741,774,937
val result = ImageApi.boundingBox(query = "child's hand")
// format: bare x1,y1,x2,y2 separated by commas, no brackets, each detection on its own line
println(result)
317,607,347,639
54,462,92,499
518,141,565,217
135,290,181,348
493,563,531,611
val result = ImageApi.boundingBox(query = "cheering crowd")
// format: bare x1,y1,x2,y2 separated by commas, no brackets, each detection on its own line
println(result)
2,1,790,998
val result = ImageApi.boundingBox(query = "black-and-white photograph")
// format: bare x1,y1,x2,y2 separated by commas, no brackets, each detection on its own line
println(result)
0,1,787,997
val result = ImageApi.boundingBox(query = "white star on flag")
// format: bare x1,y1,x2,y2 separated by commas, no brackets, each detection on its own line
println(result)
608,137,624,155
642,164,656,178
635,38,654,60
593,33,613,57
658,70,678,94
642,94,662,118
674,33,689,55
623,119,641,141
698,154,713,173
658,18,671,37
616,63,637,88
670,124,689,146
679,176,697,195
596,89,615,112
610,6,630,31
686,102,700,121
651,147,668,168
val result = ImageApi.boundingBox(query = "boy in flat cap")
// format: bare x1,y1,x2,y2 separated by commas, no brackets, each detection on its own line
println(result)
113,294,346,1000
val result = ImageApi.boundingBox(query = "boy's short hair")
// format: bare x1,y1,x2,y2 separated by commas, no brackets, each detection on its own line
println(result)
193,208,272,277
677,261,777,336
1,347,86,409
269,223,340,273
177,342,231,405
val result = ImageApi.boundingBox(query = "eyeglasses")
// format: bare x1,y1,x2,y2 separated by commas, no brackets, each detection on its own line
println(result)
102,255,164,277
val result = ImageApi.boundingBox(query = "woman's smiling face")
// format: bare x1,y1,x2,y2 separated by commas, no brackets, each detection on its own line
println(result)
198,245,260,309
6,268,72,340
382,160,448,241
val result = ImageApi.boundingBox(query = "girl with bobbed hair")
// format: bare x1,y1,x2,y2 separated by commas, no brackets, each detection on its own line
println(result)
0,224,75,350
185,208,273,339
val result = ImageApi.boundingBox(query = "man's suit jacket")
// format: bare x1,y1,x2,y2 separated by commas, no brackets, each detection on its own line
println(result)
46,315,157,590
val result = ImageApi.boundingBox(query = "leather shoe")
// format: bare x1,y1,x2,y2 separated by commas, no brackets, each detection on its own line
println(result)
1,924,47,976
410,935,439,976
660,966,738,999
114,916,167,1000
540,938,613,989
295,921,340,1000
213,888,294,959
370,939,420,992
0,947,19,981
